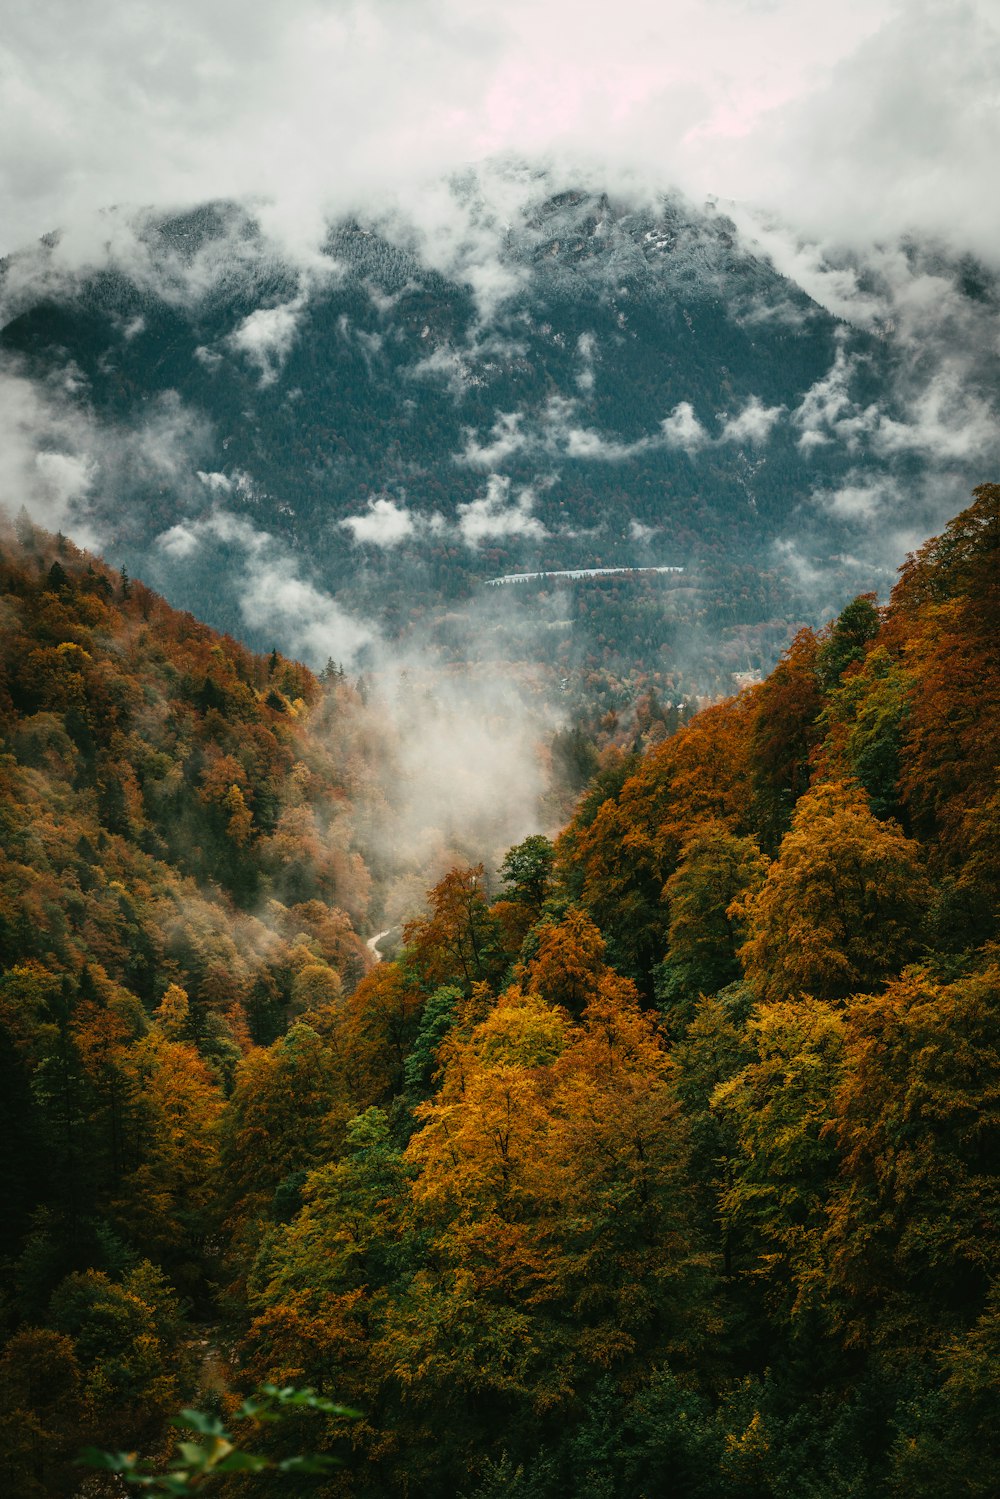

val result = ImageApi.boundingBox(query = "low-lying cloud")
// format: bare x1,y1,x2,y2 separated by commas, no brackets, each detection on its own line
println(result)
456,389,789,468
154,507,378,666
0,357,212,548
227,296,307,386
149,500,565,899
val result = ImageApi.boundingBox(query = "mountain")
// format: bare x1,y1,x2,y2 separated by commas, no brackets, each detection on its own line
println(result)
4,182,997,703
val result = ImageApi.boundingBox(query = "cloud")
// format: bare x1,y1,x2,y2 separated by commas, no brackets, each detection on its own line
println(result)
226,296,305,385
459,411,527,467
3,1,996,282
150,499,567,885
576,331,597,393
718,396,785,445
457,475,548,545
157,521,201,560
872,364,998,463
457,388,795,468
0,365,97,540
772,537,826,593
341,496,422,546
0,357,212,547
197,470,233,495
458,391,723,468
409,344,474,400
812,472,902,525
563,426,650,462
791,345,1000,466
153,508,377,667
717,1,1000,265
792,347,878,452
659,401,708,452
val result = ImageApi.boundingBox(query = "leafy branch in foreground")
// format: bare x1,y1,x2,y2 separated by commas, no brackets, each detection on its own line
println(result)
80,1384,360,1494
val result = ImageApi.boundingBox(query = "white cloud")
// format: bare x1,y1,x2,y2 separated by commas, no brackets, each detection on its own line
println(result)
792,347,878,452
576,331,597,393
718,396,784,445
227,296,305,385
409,344,473,399
243,557,375,666
459,391,722,467
341,496,420,546
0,359,210,547
562,426,649,461
33,451,95,517
0,366,97,540
792,347,1000,466
813,473,901,524
3,1,996,280
157,521,201,559
873,364,998,463
153,508,377,666
772,536,825,592
197,470,233,495
194,345,224,371
660,401,708,452
457,475,548,545
459,411,527,467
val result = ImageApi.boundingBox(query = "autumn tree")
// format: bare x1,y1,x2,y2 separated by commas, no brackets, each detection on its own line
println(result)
823,962,1000,1357
555,698,755,989
523,907,610,1014
115,1018,225,1290
403,865,505,992
242,1108,418,1481
340,961,425,1105
737,781,932,1002
746,627,824,850
221,1022,351,1295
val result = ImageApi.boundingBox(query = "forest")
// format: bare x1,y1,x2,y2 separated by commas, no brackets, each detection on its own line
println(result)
0,485,997,1496
0,190,939,698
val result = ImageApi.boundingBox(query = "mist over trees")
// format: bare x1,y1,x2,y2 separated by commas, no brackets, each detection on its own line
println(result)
0,487,998,1495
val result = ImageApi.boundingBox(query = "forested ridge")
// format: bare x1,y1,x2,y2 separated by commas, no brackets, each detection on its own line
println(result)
8,190,994,700
1,487,998,1496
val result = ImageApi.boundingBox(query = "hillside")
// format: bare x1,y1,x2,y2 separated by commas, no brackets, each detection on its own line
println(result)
0,486,997,1496
4,184,998,701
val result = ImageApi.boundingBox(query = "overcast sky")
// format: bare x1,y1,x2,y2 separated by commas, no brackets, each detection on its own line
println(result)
2,0,998,265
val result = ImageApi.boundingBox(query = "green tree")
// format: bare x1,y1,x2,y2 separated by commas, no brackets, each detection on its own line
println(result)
713,997,845,1326
657,822,768,1022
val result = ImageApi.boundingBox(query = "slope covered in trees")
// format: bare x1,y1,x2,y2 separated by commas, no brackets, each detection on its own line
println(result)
1,488,998,1496
0,512,383,1491
6,188,996,700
